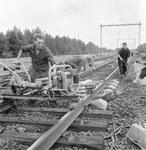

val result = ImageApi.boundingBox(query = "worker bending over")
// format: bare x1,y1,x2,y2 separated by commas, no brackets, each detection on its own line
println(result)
65,55,94,83
16,34,57,83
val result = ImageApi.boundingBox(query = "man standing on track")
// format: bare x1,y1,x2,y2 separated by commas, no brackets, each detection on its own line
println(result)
117,42,130,78
16,34,57,83
64,55,95,83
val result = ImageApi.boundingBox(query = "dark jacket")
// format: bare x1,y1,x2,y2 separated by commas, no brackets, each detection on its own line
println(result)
118,48,130,62
65,56,88,72
22,44,56,71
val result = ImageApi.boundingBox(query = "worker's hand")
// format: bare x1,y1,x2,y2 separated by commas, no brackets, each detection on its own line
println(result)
91,64,95,70
51,64,57,76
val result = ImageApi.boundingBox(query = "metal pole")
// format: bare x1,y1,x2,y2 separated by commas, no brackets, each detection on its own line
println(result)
117,39,118,48
100,22,141,49
139,21,141,45
134,38,136,49
100,24,102,48
101,23,141,27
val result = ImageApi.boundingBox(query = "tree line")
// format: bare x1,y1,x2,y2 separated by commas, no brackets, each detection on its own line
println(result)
0,26,112,58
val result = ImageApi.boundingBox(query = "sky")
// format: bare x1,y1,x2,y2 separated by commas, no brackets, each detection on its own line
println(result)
0,0,145,49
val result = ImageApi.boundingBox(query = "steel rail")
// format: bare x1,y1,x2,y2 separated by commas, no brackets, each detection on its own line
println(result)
0,57,116,79
79,58,116,77
0,58,117,113
28,67,119,150
0,58,116,86
94,55,115,61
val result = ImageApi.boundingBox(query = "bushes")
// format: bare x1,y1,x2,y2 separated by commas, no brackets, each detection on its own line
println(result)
0,26,113,58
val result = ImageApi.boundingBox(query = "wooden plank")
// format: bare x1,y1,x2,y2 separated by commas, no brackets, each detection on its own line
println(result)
17,107,113,120
80,110,112,120
0,100,14,112
0,80,9,86
54,135,104,149
0,117,108,131
0,132,104,150
0,95,49,101
72,121,108,132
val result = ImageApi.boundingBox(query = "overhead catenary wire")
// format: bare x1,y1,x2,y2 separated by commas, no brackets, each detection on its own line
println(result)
113,0,124,23
103,28,117,39
113,0,129,37
116,0,126,23
77,0,102,20
77,0,120,37
61,0,138,48
116,0,125,34
118,27,124,35
116,0,139,43
116,0,131,36
63,0,119,40
79,0,121,39
135,0,138,22
61,0,99,25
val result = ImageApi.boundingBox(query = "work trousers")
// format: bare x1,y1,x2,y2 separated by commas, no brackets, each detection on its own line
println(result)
29,66,48,83
118,58,127,75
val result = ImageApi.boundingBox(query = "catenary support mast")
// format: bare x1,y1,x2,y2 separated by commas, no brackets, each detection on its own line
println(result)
100,22,141,48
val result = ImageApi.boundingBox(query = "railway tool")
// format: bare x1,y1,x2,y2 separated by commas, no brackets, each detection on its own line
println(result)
117,54,128,65
115,82,134,95
0,61,100,112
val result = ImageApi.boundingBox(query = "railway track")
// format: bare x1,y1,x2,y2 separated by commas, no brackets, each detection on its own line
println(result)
0,55,115,87
0,57,119,150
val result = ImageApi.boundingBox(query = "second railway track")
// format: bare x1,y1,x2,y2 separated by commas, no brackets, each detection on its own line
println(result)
0,58,119,150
